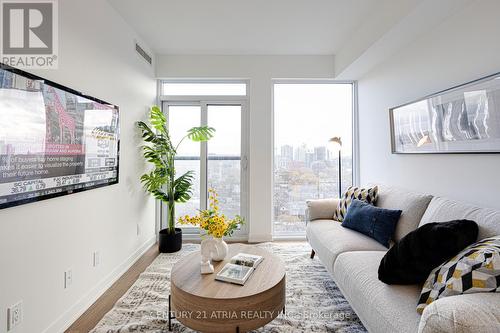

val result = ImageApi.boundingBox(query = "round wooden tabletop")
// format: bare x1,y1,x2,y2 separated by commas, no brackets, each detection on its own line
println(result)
170,243,286,333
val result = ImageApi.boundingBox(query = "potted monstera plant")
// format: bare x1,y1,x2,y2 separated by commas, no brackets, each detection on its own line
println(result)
137,106,215,252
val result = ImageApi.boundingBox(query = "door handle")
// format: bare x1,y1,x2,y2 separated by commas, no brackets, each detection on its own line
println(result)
241,156,248,170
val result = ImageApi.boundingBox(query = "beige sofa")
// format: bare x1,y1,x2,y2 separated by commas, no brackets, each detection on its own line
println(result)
306,185,500,333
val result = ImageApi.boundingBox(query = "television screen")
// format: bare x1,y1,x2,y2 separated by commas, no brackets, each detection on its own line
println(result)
0,64,119,209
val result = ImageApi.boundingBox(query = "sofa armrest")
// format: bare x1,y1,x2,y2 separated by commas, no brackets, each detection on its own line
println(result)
418,293,500,333
305,198,339,223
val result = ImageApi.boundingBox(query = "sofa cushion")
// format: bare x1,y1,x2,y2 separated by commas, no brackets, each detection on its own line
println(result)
419,197,500,240
417,236,500,315
342,199,402,248
306,198,340,221
333,185,379,222
419,293,500,333
306,220,387,274
333,251,422,333
379,220,478,285
375,184,433,241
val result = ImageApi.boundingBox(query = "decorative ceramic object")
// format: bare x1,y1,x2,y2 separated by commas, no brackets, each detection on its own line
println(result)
200,238,214,274
200,237,229,274
211,237,228,261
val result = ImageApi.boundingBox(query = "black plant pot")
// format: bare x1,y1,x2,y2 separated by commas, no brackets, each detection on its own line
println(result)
159,228,182,253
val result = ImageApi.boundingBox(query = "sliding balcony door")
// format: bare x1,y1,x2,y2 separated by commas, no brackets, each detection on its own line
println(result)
206,105,244,219
162,100,248,238
166,105,202,221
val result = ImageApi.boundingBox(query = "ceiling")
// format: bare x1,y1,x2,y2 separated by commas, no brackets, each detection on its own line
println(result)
107,0,378,55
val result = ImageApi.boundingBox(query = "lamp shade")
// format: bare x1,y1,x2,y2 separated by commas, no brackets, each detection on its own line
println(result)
328,136,342,149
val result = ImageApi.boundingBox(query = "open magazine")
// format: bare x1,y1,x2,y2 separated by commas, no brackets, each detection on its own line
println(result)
215,253,264,285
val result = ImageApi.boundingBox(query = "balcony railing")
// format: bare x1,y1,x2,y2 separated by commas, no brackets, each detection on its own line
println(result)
175,155,240,161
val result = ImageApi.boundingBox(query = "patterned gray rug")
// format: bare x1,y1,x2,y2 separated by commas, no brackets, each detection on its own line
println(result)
90,242,366,332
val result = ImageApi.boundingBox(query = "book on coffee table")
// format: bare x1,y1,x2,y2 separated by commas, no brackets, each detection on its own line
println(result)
215,253,264,285
229,253,264,268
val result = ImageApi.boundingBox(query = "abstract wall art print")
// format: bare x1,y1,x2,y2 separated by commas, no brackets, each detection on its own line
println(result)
390,72,500,154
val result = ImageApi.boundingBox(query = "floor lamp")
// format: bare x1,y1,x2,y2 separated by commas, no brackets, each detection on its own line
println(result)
328,137,342,198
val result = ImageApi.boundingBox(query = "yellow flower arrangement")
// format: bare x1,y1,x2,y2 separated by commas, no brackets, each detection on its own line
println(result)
178,188,244,238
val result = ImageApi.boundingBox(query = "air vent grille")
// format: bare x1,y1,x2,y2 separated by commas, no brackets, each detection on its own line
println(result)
135,43,152,65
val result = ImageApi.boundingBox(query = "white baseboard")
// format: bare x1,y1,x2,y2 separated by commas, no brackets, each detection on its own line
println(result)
42,236,157,333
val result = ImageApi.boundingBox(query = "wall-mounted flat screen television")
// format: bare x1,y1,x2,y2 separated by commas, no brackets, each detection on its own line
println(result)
0,63,119,209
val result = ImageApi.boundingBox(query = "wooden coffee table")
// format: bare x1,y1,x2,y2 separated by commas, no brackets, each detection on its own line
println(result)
170,243,286,333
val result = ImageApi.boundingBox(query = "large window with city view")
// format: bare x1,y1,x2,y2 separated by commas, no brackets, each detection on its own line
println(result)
273,82,353,235
162,82,248,236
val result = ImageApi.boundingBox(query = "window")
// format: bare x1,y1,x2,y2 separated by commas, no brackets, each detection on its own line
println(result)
161,81,248,237
168,105,201,220
162,83,247,96
273,82,354,235
207,105,242,219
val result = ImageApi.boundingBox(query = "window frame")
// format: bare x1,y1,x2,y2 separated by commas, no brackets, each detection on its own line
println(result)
161,82,247,96
271,79,359,239
158,79,250,241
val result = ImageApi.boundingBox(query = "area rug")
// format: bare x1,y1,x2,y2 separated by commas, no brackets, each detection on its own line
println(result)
90,242,366,332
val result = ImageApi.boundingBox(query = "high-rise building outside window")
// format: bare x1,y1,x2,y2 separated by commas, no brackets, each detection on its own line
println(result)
273,82,354,235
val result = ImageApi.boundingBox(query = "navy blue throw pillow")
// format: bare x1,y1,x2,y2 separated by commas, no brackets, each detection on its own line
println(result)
341,199,402,248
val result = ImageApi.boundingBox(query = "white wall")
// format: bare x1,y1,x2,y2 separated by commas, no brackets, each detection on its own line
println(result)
0,1,156,332
157,55,334,241
358,0,500,209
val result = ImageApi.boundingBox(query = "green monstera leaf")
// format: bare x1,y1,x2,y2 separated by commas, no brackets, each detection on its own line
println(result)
137,105,216,233
187,126,215,142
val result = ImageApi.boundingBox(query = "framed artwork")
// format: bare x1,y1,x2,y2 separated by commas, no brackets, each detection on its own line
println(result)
390,72,500,154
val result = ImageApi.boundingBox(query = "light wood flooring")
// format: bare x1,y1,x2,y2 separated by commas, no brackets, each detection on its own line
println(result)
65,244,159,333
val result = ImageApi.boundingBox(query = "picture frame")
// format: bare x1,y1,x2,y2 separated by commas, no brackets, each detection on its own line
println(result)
390,72,500,154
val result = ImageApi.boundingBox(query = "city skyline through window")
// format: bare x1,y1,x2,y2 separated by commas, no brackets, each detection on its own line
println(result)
273,83,353,235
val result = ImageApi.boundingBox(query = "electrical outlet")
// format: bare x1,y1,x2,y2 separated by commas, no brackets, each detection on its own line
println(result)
136,223,140,236
7,301,22,331
93,251,100,267
64,269,73,289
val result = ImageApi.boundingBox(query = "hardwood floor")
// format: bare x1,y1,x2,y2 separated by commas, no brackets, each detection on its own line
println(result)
64,240,288,332
65,244,160,333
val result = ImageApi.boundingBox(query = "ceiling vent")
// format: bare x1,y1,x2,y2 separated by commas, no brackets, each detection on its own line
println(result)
135,42,152,65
